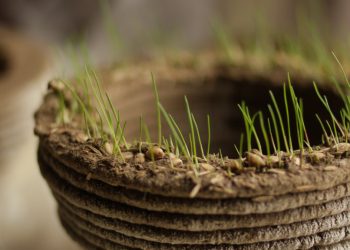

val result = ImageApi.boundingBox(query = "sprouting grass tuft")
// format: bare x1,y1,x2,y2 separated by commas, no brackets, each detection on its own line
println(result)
53,44,350,173
62,79,99,138
158,103,190,160
288,75,311,152
79,67,126,160
313,82,344,142
57,90,68,124
283,83,293,153
191,113,206,160
151,73,162,146
258,112,270,157
269,90,290,154
185,96,198,165
238,102,262,152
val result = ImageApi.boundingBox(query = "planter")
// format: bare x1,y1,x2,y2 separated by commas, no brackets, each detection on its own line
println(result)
35,53,350,249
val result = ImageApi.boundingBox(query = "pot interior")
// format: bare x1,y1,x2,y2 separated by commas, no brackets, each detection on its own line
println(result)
111,75,342,157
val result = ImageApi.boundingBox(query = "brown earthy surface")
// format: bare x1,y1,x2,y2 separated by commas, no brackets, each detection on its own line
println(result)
35,53,350,249
35,54,347,200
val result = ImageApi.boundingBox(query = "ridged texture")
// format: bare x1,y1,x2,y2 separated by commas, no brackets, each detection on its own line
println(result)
38,146,350,249
34,54,350,249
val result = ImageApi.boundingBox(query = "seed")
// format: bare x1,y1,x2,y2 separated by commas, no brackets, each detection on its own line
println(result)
200,163,215,171
291,156,300,166
122,152,134,161
135,153,145,164
268,155,279,163
76,132,89,143
171,158,183,166
226,159,242,173
332,143,350,155
250,149,266,159
104,142,113,155
246,152,266,167
324,165,338,171
146,146,165,160
168,153,176,159
308,152,325,163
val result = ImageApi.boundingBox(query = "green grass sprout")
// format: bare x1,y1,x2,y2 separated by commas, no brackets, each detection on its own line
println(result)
158,103,190,160
206,114,211,159
185,96,198,165
151,73,162,146
259,112,270,157
191,113,206,160
238,102,262,152
269,90,290,154
283,84,293,153
267,104,280,152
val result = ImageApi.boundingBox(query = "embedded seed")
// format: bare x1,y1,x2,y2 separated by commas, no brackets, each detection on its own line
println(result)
135,153,145,164
171,158,183,166
76,132,89,143
291,156,300,166
226,159,242,172
104,142,113,155
333,143,350,155
250,149,266,159
122,152,134,161
227,159,241,168
200,163,215,171
246,152,266,167
146,146,165,160
268,155,279,164
324,165,338,171
308,152,325,163
168,153,177,159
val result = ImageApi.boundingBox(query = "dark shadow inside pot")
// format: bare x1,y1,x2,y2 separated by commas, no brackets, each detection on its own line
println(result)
0,47,9,77
113,76,343,157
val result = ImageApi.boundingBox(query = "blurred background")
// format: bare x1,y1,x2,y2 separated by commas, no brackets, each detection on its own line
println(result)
0,0,350,249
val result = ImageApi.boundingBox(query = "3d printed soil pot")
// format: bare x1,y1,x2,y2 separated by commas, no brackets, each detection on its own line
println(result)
34,53,350,249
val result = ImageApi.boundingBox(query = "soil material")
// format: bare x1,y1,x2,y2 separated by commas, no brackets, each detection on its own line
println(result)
34,53,350,249
59,210,350,250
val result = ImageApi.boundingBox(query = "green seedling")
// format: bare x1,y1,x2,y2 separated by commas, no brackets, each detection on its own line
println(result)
238,102,262,152
151,73,162,146
269,90,290,154
185,96,198,165
259,112,270,157
206,114,211,159
191,113,206,160
158,103,190,160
